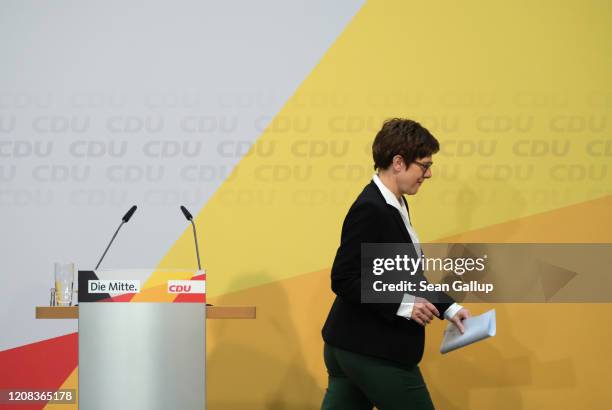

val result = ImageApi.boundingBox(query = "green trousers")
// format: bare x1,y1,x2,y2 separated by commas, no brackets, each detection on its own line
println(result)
321,344,435,410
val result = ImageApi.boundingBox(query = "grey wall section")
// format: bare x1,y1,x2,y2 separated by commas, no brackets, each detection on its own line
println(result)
0,0,364,350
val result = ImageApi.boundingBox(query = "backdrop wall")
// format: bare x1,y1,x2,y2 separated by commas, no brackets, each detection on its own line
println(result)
1,1,611,409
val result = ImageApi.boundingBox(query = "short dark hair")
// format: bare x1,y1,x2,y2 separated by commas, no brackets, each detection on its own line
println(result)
372,118,440,170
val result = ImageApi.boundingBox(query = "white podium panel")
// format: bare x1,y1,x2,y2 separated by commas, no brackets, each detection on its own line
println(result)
79,303,205,410
78,269,206,410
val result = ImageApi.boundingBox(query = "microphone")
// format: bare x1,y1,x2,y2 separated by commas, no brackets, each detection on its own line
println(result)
122,205,137,223
180,205,201,270
180,205,193,221
94,205,137,270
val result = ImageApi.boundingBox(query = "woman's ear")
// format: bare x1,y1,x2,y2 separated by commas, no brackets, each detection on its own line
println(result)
391,155,405,172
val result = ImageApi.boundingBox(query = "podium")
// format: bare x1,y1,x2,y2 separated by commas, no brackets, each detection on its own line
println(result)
36,269,255,410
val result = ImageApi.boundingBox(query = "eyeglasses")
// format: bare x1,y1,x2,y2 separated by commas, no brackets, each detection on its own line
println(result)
412,161,433,175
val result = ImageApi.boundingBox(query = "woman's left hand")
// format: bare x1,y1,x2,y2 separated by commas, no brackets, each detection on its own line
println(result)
449,308,470,334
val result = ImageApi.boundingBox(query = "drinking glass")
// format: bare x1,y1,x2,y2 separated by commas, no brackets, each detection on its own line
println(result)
54,263,75,307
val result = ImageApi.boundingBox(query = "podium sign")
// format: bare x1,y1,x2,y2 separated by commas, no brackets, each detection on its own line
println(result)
78,269,206,410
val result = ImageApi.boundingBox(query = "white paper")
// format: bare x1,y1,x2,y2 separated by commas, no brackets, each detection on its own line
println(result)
440,309,496,354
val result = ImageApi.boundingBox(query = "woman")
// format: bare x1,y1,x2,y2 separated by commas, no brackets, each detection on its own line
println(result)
321,118,470,410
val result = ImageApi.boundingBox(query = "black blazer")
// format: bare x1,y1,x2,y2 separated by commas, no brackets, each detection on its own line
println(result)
322,180,454,366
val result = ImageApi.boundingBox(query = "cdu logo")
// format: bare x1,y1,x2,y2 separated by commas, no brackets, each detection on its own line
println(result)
167,280,206,294
169,284,192,293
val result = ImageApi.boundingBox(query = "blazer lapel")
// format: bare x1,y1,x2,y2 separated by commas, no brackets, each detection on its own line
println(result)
367,180,413,243
386,204,413,243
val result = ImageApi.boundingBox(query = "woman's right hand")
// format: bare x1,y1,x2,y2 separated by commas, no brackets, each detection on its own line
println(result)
411,297,440,326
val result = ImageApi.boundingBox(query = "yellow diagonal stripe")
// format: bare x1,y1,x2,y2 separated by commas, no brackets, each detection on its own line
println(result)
159,0,611,298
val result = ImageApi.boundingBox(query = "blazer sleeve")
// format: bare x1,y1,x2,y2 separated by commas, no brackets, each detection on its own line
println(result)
330,201,403,323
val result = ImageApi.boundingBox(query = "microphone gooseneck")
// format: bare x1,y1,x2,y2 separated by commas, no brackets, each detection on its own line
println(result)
95,205,138,270
180,205,201,270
